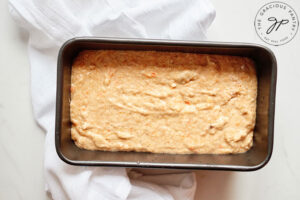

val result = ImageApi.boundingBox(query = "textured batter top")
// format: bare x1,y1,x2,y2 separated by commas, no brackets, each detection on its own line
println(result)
70,50,257,154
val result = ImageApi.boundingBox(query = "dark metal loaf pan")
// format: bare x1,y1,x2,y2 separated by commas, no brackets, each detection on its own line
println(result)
55,37,276,171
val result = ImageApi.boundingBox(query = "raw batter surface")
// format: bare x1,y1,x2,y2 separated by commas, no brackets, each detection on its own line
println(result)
71,50,257,154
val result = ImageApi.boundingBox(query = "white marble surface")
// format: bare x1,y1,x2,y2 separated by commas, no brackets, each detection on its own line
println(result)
0,0,299,199
0,1,49,199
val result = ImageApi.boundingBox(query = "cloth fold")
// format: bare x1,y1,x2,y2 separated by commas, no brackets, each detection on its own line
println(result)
8,0,215,199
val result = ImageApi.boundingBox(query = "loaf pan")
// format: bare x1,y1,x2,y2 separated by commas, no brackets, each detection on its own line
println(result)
55,37,276,171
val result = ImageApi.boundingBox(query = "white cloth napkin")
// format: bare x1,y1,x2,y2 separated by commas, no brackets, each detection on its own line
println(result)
8,0,215,199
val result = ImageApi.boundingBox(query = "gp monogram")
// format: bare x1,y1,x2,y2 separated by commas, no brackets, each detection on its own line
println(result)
255,1,298,46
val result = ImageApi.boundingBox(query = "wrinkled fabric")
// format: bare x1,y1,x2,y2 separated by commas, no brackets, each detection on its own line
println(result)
8,0,215,199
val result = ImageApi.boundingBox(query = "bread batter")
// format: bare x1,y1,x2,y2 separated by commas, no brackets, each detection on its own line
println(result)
70,50,257,154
